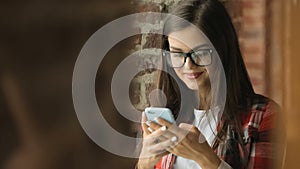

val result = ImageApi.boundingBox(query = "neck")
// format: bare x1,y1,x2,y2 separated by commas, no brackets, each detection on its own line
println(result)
198,87,211,110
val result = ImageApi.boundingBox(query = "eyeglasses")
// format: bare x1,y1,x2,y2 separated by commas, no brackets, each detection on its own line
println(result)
162,49,213,68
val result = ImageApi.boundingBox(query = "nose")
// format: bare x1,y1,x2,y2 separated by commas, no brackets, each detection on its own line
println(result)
183,57,195,69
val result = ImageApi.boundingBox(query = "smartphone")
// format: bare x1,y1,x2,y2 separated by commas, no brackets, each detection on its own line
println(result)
145,107,175,124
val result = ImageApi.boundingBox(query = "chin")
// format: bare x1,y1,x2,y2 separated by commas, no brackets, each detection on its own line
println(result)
185,82,199,90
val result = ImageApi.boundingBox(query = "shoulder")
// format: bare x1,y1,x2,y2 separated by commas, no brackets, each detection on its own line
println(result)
239,97,280,144
241,96,280,130
256,99,279,132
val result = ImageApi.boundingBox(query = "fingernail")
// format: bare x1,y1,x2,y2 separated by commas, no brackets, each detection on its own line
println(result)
146,121,151,126
147,127,153,133
171,136,177,142
160,126,167,131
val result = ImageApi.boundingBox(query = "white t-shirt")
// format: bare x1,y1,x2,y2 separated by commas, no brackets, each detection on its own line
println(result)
172,107,232,169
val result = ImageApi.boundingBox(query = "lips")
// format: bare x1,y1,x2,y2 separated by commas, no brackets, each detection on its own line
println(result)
184,71,204,79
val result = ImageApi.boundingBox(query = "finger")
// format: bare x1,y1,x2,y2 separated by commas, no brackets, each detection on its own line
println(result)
155,118,182,136
149,126,174,139
142,123,150,136
146,119,175,134
157,122,181,136
160,118,194,136
166,145,175,154
165,136,180,153
154,132,177,144
143,126,176,146
142,111,147,123
156,117,173,128
159,129,176,140
148,120,163,131
141,112,150,136
161,124,190,142
142,121,160,135
166,145,177,154
151,137,176,153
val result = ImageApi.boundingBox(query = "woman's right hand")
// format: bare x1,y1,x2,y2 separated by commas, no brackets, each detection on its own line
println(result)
137,112,176,169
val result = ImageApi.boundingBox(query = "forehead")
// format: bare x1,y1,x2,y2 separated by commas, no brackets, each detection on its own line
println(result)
168,26,208,50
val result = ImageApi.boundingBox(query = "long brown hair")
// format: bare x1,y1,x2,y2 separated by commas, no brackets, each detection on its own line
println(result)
157,0,268,151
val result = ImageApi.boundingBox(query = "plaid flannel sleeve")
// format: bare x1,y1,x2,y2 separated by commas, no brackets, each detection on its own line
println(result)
247,101,282,169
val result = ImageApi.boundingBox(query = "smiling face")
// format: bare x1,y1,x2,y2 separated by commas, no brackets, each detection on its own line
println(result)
167,26,211,91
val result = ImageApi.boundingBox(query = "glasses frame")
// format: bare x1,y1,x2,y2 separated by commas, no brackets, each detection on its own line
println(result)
162,49,213,68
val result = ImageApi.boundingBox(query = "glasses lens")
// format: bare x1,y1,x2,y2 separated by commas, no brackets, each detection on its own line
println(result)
192,50,212,66
169,52,185,68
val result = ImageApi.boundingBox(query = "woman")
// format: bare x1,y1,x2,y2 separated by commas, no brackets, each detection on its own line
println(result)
137,0,283,168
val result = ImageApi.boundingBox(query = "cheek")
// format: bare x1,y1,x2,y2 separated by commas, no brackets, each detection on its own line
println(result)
174,69,183,80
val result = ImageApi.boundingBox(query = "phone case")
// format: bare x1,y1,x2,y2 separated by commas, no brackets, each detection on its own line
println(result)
145,107,175,123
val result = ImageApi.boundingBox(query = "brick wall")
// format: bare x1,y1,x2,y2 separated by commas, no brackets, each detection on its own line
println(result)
239,0,267,95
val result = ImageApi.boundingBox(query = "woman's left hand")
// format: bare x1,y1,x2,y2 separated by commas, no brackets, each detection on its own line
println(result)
156,118,221,169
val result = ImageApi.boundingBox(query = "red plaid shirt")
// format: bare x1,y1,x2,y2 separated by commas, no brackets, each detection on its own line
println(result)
155,100,281,169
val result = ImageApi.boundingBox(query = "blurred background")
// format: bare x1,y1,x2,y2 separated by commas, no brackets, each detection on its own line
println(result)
0,0,299,168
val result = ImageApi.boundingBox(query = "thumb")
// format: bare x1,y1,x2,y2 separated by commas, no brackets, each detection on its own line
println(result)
178,123,193,130
141,111,147,123
179,123,206,143
179,123,201,135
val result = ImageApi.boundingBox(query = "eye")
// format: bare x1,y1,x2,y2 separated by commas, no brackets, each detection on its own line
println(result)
193,50,210,57
170,52,183,57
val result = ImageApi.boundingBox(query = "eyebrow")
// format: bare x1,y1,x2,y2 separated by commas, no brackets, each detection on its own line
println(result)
169,44,210,52
169,46,183,51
